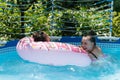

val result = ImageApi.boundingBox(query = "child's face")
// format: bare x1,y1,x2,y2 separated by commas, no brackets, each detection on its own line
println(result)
81,36,94,51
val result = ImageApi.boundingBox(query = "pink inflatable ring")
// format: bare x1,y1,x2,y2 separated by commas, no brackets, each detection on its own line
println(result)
16,37,91,67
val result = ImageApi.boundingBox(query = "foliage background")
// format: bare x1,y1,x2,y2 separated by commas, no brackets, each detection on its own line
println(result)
0,0,120,41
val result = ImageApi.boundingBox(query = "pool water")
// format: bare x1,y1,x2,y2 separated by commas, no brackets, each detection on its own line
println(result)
0,44,120,80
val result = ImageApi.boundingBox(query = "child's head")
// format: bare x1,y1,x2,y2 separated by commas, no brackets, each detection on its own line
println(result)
81,30,96,51
33,31,50,42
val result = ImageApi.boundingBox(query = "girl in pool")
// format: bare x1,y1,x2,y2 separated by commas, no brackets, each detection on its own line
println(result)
80,30,104,60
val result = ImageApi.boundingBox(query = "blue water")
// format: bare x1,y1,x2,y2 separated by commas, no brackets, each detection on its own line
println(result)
0,44,120,80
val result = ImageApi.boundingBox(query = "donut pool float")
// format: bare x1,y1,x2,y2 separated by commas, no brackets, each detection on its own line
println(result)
16,37,91,67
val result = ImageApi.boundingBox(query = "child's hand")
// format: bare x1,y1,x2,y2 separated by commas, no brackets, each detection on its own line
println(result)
79,46,87,53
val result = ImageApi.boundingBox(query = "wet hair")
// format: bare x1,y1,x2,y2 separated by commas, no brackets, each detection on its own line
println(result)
33,31,50,42
89,36,96,46
82,30,96,46
88,30,97,36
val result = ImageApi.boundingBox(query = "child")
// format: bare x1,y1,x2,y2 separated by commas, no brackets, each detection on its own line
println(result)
32,31,50,42
80,30,104,60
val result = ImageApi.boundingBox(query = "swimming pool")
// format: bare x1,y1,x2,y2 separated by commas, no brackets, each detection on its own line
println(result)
0,42,120,80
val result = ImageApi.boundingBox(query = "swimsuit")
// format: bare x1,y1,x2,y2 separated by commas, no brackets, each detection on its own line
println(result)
89,51,98,59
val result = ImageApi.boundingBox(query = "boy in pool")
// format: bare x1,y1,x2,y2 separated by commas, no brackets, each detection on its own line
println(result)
80,30,104,60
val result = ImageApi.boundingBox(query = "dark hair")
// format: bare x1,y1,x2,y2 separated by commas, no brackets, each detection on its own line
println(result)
89,36,96,46
33,31,50,42
82,30,96,46
88,30,97,36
